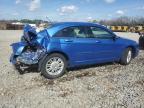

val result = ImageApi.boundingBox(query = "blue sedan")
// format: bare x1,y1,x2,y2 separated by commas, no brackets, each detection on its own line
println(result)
10,22,139,79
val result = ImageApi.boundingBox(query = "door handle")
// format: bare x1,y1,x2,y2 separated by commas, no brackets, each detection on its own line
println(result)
64,39,73,42
95,40,101,43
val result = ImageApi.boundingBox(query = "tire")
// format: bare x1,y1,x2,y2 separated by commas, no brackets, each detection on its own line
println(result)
41,53,67,79
120,47,133,65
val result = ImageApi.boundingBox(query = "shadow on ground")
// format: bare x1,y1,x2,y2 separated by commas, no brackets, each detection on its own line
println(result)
14,64,39,75
15,62,115,76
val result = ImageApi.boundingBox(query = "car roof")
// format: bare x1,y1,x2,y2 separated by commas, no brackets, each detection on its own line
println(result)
50,22,102,28
46,22,111,37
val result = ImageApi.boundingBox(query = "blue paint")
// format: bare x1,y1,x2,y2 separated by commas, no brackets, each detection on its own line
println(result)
10,22,139,67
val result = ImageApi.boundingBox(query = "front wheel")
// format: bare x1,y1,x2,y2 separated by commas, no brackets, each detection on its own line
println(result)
41,53,67,79
120,48,132,65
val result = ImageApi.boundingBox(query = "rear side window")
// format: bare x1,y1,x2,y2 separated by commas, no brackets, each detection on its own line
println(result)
54,26,87,38
90,27,114,39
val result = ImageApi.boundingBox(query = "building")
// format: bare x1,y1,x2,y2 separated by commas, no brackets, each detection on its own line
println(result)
0,21,24,30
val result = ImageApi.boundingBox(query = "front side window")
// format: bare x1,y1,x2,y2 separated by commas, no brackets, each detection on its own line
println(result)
54,26,87,38
89,27,114,39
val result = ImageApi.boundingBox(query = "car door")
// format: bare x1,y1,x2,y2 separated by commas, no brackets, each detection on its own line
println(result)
53,26,101,66
70,26,102,65
88,26,120,62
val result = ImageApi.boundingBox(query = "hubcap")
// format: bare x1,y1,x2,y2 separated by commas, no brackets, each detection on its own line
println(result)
46,57,64,75
127,50,132,63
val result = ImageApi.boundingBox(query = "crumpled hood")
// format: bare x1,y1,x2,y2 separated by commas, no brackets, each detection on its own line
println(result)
35,30,50,50
21,24,50,50
10,24,49,65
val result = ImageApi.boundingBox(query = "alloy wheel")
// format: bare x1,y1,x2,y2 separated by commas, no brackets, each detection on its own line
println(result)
45,57,64,76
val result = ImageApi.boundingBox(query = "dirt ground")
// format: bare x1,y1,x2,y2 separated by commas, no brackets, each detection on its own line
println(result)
0,30,144,108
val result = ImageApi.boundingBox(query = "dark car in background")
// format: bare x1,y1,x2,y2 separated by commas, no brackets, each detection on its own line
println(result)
139,31,144,49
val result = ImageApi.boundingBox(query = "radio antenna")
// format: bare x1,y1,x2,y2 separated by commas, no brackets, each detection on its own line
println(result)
46,16,53,25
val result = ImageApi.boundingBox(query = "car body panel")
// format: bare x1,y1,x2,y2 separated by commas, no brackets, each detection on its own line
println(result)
47,36,139,67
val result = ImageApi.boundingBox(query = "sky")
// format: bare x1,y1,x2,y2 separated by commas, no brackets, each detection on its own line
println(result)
0,0,144,21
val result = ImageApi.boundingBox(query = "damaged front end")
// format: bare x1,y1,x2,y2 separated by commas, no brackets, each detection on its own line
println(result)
16,48,46,65
10,24,49,67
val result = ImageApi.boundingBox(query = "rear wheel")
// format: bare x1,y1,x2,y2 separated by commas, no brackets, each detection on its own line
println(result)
120,48,132,65
41,53,67,79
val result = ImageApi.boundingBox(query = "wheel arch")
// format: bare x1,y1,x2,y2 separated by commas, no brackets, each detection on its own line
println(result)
47,51,69,61
38,50,69,72
126,45,136,58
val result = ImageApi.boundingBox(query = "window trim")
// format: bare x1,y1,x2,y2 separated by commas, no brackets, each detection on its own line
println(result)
52,25,116,39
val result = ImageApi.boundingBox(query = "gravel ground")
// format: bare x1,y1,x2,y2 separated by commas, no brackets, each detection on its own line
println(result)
0,30,144,108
